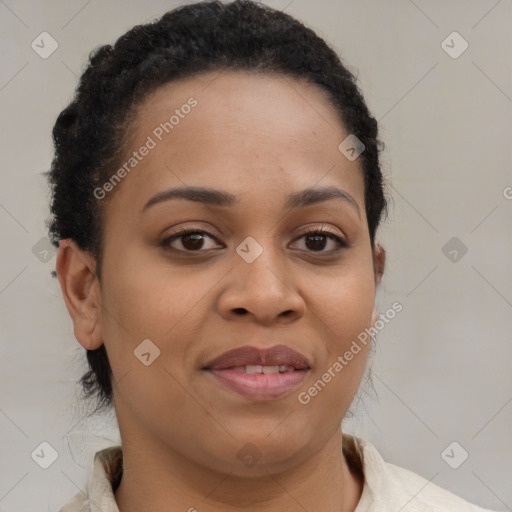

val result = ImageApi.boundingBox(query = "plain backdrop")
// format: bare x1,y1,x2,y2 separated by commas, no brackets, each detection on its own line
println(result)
0,0,511,510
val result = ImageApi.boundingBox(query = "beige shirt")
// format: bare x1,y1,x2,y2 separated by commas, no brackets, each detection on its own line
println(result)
58,435,495,512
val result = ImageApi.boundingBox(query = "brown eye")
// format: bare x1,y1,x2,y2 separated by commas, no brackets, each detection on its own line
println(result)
162,229,223,253
304,233,330,251
290,229,348,253
180,232,208,251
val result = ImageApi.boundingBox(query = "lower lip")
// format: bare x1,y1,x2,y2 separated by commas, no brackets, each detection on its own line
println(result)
206,369,309,401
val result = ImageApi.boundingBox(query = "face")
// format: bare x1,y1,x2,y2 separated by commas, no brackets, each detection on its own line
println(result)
79,70,383,475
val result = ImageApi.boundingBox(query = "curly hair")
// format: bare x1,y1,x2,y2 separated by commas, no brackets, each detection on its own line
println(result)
47,0,388,414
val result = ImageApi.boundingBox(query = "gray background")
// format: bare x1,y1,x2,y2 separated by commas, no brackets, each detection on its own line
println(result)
0,0,511,510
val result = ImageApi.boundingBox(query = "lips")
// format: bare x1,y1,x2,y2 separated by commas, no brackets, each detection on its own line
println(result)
203,344,311,371
203,344,311,401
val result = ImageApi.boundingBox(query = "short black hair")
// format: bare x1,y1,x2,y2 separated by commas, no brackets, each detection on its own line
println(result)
47,0,388,414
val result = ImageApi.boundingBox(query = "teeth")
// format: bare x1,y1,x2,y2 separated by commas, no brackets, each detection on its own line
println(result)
245,365,263,374
235,365,296,374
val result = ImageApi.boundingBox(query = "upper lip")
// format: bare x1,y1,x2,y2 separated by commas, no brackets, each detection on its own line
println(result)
203,344,311,370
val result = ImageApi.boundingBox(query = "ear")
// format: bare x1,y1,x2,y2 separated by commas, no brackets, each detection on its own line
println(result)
370,243,386,328
372,242,385,285
56,239,103,350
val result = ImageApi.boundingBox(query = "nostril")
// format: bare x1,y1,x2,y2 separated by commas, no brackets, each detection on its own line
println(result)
233,308,248,315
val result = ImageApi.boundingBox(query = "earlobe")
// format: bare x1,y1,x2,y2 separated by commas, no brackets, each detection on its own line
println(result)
371,243,385,329
56,239,103,350
373,243,386,284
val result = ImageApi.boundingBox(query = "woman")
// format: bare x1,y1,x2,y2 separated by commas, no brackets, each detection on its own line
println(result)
49,1,496,510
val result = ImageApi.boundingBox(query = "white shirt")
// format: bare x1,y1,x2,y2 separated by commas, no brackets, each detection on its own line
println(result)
58,435,495,511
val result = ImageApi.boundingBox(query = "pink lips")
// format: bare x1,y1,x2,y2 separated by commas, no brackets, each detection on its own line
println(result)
203,344,311,401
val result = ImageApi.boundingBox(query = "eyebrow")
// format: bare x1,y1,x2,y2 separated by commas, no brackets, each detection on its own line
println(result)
141,185,361,218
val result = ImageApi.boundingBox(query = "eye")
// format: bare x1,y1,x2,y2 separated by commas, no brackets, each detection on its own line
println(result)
161,225,349,255
290,226,349,253
162,228,224,253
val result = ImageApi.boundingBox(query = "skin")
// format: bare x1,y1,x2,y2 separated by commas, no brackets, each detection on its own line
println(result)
57,70,385,512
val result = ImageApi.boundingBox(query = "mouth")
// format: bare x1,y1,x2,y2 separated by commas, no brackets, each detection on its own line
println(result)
202,344,311,401
219,364,306,374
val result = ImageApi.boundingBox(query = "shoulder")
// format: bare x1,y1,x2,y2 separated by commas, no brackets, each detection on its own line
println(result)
345,435,496,512
57,445,123,512
383,462,493,511
58,492,90,512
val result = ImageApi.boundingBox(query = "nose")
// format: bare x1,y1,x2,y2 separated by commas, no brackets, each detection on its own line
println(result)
216,244,305,326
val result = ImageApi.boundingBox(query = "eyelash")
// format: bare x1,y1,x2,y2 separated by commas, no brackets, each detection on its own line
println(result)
161,225,350,255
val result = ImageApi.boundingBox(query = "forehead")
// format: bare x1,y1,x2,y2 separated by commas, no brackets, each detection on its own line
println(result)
134,69,341,134
107,69,365,214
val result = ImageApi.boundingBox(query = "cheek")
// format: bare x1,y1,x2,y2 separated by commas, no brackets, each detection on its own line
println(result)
101,243,196,328
298,270,374,415
309,262,376,339
98,259,205,411
304,259,375,399
99,248,219,374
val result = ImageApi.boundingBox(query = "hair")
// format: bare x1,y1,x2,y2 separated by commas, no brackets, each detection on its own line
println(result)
47,0,388,414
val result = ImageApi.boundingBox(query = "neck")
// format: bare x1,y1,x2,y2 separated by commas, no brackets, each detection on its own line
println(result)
114,429,363,512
